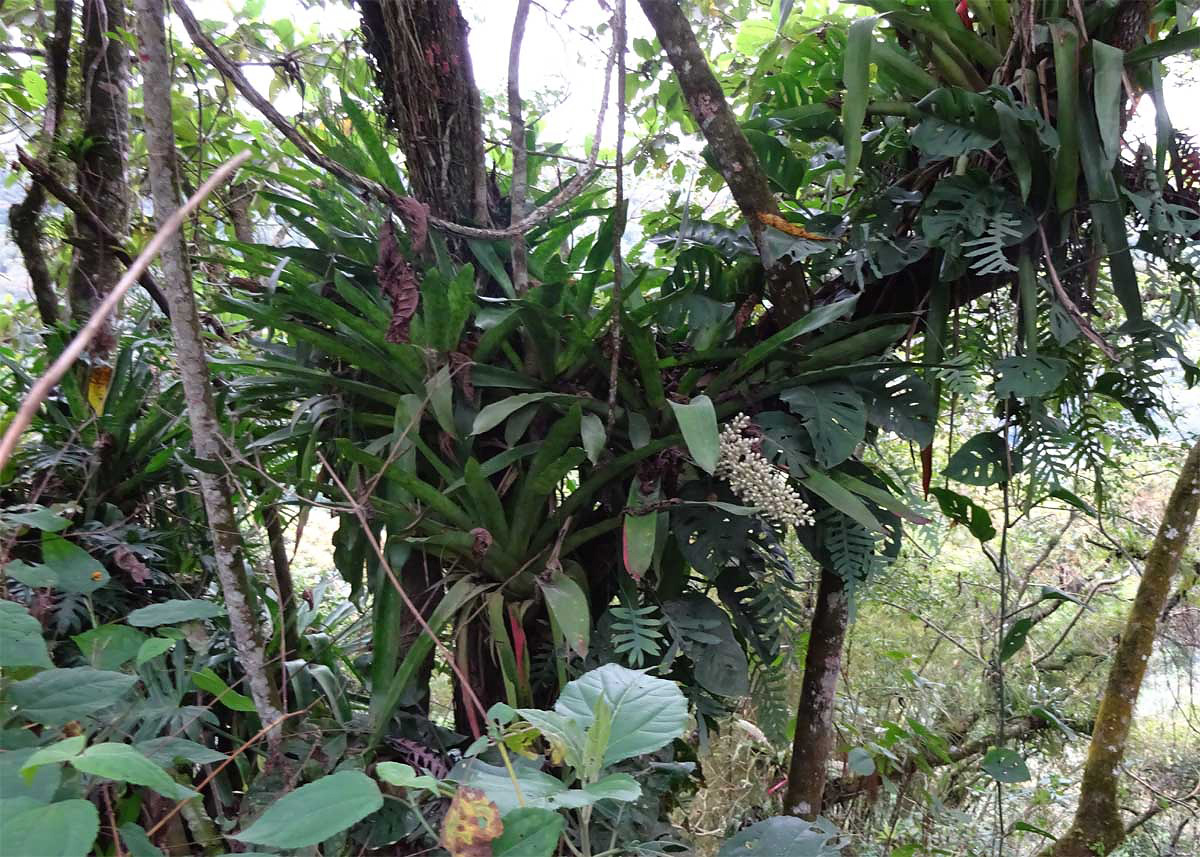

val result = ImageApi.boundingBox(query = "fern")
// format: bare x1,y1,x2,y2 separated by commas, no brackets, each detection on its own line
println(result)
961,212,1022,275
750,657,793,746
610,605,665,667
819,508,881,592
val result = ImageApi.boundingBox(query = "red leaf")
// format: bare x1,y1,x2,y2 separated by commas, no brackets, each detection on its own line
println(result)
920,444,933,498
395,196,430,255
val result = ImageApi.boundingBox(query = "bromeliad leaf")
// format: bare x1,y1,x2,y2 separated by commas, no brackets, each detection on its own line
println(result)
540,571,590,657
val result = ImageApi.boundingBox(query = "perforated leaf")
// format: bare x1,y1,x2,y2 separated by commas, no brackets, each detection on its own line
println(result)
781,383,866,469
944,432,1021,486
993,357,1070,398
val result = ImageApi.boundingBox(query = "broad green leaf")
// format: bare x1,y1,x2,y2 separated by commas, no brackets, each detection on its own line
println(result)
8,667,137,725
20,737,87,779
193,668,257,712
134,737,227,767
993,357,1070,399
944,432,1021,486
554,663,688,766
136,636,178,666
236,771,383,849
71,743,198,801
21,69,47,108
492,807,564,857
0,799,98,857
781,383,866,469
127,599,226,627
375,762,442,793
0,747,62,804
448,759,593,815
0,600,52,668
981,747,1031,783
4,559,59,588
663,596,749,697
117,823,166,857
999,617,1034,662
842,16,876,187
73,624,147,670
670,395,720,474
41,533,108,594
584,772,641,802
717,816,842,857
848,747,876,776
580,412,606,464
540,571,590,657
3,506,70,532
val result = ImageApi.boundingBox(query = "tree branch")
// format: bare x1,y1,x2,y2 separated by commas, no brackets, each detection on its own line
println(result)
16,149,172,318
637,0,808,322
508,0,532,293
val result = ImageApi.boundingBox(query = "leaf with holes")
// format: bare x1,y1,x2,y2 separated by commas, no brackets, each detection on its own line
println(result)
929,487,995,541
944,432,1021,486
664,596,749,697
993,357,1070,398
780,383,866,469
981,747,1031,783
857,367,936,447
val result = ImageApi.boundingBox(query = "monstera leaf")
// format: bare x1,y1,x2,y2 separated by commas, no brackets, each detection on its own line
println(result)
781,383,866,469
856,367,936,448
945,432,1022,486
663,596,749,697
993,356,1070,398
672,484,774,580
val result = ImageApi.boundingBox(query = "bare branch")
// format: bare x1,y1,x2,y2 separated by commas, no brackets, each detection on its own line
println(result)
508,0,532,293
0,151,251,472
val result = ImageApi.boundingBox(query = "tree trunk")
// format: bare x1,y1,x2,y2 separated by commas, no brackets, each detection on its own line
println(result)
1044,440,1200,857
10,0,73,329
70,0,131,355
783,566,850,819
358,0,489,227
134,0,285,743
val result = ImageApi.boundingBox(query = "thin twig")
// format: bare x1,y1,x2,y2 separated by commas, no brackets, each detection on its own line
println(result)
0,150,251,472
144,706,309,839
1036,224,1118,361
605,0,627,437
508,0,532,294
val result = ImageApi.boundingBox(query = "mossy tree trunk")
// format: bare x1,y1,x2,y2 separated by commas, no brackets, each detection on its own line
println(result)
1044,440,1200,856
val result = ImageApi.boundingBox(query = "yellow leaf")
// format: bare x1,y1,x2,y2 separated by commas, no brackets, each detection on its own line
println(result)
757,212,832,241
441,786,503,857
86,365,113,415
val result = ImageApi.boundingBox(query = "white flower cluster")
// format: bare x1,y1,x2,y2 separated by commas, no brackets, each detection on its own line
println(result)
716,413,815,528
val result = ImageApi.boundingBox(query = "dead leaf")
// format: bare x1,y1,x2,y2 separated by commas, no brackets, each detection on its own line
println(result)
377,220,420,343
86,364,113,415
440,786,502,857
114,545,151,584
395,196,430,254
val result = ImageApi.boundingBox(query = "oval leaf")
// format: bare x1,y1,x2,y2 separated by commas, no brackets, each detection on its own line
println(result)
0,799,99,857
492,807,564,857
127,599,226,627
669,395,720,474
236,771,383,849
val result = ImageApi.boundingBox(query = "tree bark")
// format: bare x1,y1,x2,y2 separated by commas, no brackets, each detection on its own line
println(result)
1044,439,1200,857
10,0,73,328
358,0,489,226
784,566,850,819
70,0,131,354
637,0,809,323
134,0,285,743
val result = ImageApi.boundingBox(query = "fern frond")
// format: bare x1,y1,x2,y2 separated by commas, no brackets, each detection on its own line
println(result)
961,212,1022,275
610,605,665,667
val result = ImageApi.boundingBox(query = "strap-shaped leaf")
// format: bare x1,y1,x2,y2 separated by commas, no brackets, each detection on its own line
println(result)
669,394,720,474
